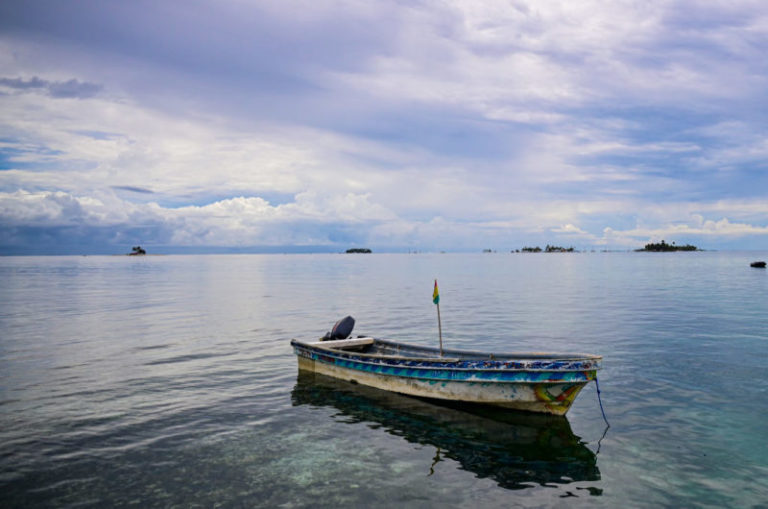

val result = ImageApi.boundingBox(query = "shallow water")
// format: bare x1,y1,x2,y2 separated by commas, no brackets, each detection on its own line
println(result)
1,252,767,507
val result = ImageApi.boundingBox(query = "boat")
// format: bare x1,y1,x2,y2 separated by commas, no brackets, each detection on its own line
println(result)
750,261,766,268
290,317,602,416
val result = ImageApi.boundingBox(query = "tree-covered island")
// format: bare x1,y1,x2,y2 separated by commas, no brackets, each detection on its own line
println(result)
345,248,372,253
518,245,575,253
637,240,698,252
128,246,146,255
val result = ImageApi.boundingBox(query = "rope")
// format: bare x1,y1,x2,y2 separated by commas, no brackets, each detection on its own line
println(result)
596,423,610,455
595,375,610,428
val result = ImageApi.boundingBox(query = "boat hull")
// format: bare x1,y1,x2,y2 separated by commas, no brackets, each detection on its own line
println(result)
292,340,599,416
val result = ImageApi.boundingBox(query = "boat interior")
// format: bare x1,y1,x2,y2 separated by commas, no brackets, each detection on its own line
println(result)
305,337,599,362
306,317,600,361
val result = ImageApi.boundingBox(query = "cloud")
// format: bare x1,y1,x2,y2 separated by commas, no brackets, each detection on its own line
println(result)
551,224,591,236
1,1,768,252
0,76,102,98
1,186,767,253
603,218,768,248
0,76,47,90
0,190,85,226
0,188,400,251
111,186,154,194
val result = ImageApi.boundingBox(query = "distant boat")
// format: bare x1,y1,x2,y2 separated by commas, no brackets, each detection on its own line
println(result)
290,319,602,416
751,261,766,268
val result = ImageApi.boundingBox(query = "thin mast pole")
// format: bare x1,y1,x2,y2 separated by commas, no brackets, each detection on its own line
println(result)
437,300,443,357
433,279,443,356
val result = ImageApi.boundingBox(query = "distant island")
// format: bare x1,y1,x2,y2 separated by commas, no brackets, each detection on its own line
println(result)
517,245,575,253
637,240,698,252
345,248,372,254
128,245,146,256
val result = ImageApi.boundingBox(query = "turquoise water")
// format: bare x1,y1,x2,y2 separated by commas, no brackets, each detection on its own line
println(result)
1,252,767,507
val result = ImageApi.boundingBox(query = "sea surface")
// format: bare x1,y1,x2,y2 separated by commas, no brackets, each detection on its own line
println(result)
1,252,767,508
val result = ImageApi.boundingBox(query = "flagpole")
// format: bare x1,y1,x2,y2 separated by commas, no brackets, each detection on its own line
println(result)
433,279,443,357
437,299,443,357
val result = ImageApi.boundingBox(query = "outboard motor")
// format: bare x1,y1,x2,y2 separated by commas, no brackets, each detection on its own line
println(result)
322,316,355,341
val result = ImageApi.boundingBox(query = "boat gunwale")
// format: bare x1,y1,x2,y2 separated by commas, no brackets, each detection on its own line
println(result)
294,351,599,375
296,355,595,386
290,338,602,370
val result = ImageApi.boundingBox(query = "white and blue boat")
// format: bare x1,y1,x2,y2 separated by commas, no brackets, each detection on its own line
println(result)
290,318,602,416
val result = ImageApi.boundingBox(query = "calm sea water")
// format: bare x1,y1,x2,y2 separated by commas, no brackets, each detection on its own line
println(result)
1,252,767,508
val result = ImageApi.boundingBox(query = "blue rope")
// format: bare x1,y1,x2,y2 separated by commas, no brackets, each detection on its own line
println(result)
595,375,610,428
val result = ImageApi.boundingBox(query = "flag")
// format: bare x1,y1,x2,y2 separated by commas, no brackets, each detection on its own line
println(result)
432,280,440,305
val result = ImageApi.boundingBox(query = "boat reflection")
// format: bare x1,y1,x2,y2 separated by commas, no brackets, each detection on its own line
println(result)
291,372,601,491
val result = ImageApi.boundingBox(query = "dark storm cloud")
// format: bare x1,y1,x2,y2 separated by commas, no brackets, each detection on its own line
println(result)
0,76,102,98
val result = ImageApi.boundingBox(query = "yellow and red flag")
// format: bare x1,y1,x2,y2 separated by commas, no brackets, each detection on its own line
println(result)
432,280,440,305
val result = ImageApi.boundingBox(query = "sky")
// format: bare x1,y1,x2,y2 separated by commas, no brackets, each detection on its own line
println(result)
1,0,768,254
